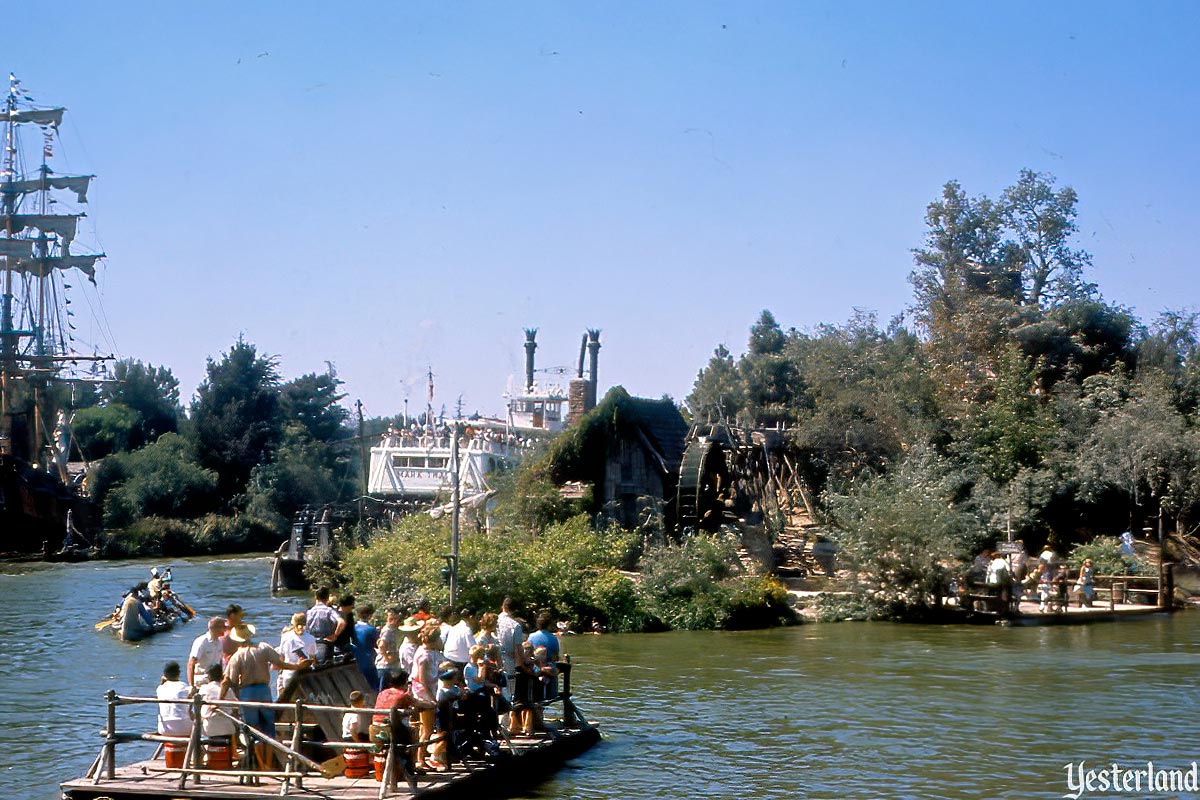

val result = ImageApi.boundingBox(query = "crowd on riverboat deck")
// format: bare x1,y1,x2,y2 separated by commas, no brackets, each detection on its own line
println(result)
956,540,1105,613
159,589,572,773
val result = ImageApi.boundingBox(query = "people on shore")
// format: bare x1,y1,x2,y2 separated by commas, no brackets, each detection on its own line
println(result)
1074,558,1095,607
375,607,402,691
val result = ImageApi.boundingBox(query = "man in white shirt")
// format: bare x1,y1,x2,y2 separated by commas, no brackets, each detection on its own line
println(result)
442,607,477,669
276,612,317,695
186,616,227,686
156,661,193,736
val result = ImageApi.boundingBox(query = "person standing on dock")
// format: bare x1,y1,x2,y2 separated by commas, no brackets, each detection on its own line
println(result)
496,597,528,732
276,612,317,696
186,616,227,686
353,604,379,688
305,587,340,665
374,607,402,691
220,604,245,665
443,606,477,671
410,624,444,771
223,624,312,770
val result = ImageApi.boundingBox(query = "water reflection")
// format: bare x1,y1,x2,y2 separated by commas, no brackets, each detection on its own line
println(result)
2,558,1198,800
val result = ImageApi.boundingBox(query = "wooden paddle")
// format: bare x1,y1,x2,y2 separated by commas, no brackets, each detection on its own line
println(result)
95,618,114,631
175,596,197,618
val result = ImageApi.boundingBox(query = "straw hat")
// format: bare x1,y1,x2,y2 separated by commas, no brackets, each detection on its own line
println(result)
399,616,421,632
228,623,257,643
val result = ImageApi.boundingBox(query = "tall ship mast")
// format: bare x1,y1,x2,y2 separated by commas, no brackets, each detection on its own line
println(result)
1,75,109,555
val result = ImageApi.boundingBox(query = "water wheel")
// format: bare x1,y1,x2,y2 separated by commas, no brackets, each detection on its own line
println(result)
675,432,732,532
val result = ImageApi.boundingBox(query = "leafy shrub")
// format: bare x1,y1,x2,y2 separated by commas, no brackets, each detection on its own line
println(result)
1068,536,1147,575
635,532,742,630
722,575,796,629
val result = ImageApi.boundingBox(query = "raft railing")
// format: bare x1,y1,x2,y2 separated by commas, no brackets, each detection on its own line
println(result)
89,659,591,797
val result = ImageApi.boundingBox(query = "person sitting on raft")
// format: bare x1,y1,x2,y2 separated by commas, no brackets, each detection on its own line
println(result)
156,661,193,740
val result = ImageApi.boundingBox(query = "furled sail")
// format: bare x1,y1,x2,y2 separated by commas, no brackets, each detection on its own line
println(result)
0,174,93,204
3,107,64,127
0,213,80,243
3,254,102,280
0,238,34,257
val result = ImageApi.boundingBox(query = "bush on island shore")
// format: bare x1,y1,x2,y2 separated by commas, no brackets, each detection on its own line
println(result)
331,514,795,633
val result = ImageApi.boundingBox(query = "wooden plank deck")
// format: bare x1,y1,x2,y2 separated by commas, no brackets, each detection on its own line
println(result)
61,726,601,800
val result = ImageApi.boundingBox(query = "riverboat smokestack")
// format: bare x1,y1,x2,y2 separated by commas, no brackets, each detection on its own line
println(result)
586,329,601,410
523,328,537,392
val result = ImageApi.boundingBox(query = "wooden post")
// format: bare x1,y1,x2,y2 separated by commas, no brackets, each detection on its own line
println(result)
179,694,204,789
105,689,117,780
281,697,305,796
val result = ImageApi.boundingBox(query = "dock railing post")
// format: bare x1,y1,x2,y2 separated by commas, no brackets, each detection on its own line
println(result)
180,693,204,789
560,657,576,729
105,689,117,780
282,696,305,796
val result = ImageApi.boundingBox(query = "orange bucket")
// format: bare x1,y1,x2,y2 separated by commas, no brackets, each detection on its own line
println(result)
206,742,232,770
164,741,186,769
344,748,369,778
374,750,387,781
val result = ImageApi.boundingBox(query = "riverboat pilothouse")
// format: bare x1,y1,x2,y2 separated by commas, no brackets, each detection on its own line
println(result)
366,329,576,504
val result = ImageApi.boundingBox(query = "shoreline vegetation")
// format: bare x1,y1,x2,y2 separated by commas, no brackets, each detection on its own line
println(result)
55,170,1200,627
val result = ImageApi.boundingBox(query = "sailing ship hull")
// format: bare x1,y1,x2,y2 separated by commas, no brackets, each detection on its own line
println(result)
0,453,90,557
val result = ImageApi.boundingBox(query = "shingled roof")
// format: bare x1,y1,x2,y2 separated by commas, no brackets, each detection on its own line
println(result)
543,386,688,486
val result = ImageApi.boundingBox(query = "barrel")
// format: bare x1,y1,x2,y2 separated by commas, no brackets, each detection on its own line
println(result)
205,741,232,770
374,750,387,781
164,741,186,769
344,748,370,778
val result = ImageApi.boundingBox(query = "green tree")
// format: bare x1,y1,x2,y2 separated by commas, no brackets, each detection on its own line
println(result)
72,403,142,459
827,447,982,618
1001,169,1094,308
190,338,284,501
103,359,181,448
245,426,344,527
281,371,349,444
91,433,221,528
686,344,743,422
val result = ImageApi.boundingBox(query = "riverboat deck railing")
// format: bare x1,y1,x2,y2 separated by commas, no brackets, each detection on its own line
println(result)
88,659,589,798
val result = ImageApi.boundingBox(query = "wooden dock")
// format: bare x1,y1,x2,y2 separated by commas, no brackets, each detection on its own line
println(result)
61,726,600,800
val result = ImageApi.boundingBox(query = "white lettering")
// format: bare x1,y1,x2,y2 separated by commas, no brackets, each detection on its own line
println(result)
1187,763,1199,792
1064,762,1085,800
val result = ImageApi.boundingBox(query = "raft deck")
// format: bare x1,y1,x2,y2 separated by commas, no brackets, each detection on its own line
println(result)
62,660,598,800
60,726,600,800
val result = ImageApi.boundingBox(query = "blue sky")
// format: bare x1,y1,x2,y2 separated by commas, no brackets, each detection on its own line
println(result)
8,2,1198,418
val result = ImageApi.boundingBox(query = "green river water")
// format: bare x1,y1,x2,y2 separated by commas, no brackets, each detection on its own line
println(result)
2,556,1198,800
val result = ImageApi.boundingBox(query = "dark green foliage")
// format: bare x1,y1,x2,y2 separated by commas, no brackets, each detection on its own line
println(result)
104,360,181,446
191,338,284,501
91,433,220,528
73,403,142,459
826,448,983,617
245,426,346,528
281,372,349,444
